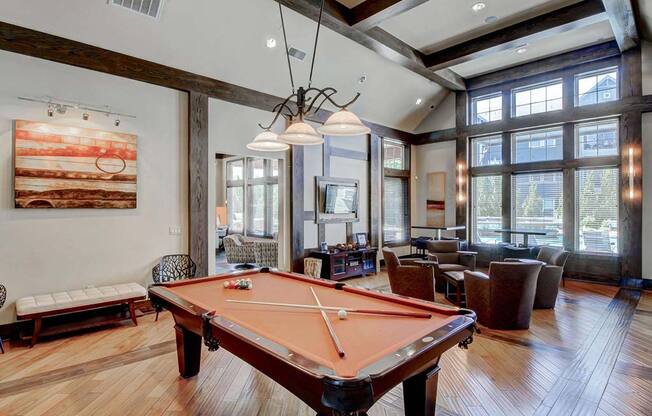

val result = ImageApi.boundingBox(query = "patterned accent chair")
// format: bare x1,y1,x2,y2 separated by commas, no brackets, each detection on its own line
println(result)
383,248,435,302
304,258,322,279
253,240,278,268
0,284,5,353
426,240,477,293
223,234,256,269
465,261,542,329
152,254,197,321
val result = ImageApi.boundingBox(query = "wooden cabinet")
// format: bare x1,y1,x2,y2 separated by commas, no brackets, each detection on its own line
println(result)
309,248,377,281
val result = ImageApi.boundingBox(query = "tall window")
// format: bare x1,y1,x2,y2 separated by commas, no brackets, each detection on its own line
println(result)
576,67,618,106
472,176,502,244
576,119,619,158
226,157,279,238
576,168,619,254
471,135,502,167
226,159,244,233
512,79,563,117
471,93,502,124
512,172,563,246
512,127,563,163
383,138,410,244
383,139,408,169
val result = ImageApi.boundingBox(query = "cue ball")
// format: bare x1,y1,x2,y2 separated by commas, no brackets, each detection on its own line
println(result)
338,309,348,320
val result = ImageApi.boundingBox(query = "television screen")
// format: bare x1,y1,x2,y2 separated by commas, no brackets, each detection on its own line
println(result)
324,184,357,214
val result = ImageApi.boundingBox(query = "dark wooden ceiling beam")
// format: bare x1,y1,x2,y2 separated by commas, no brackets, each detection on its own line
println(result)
467,41,622,91
349,0,430,31
602,0,639,51
0,20,416,142
275,0,466,90
423,0,607,71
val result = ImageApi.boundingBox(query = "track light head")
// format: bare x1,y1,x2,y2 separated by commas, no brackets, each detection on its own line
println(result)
114,119,121,127
82,113,89,121
47,105,54,117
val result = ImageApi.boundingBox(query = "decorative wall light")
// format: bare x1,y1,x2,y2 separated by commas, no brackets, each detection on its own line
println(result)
457,162,466,203
250,0,369,151
628,146,635,200
18,96,136,124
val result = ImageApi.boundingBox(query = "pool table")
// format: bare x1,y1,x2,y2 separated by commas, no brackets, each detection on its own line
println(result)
149,269,476,416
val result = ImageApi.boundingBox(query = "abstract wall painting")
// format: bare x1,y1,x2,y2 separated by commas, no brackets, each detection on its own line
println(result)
426,172,446,226
13,120,137,208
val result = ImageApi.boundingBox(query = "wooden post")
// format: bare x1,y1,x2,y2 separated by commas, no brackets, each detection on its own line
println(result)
291,145,305,273
188,92,209,276
455,92,468,240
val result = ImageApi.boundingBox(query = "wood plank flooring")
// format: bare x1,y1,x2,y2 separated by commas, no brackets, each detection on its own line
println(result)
0,273,649,416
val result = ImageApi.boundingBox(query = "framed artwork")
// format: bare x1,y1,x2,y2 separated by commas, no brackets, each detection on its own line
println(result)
354,232,367,247
13,120,137,208
426,172,446,226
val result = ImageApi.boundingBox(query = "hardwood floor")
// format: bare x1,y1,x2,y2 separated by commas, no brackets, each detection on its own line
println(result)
0,273,649,416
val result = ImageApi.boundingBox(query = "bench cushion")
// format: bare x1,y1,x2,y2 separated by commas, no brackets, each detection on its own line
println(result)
16,283,146,317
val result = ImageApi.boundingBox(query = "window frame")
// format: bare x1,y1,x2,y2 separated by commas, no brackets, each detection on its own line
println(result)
511,126,564,164
471,175,503,245
511,78,563,118
382,138,411,246
574,118,619,159
574,67,619,107
471,92,503,125
471,134,503,167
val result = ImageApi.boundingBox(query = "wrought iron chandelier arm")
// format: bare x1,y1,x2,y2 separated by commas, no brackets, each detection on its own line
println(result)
304,87,361,114
258,95,299,130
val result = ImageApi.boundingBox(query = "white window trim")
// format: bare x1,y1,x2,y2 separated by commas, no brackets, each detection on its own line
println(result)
471,92,503,125
511,126,564,164
511,79,563,117
574,66,619,107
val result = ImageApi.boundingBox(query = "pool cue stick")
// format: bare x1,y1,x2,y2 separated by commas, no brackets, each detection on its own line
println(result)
225,299,432,319
310,287,345,358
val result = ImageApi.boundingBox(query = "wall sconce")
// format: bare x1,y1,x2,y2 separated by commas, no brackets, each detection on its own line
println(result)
628,146,635,200
457,162,466,203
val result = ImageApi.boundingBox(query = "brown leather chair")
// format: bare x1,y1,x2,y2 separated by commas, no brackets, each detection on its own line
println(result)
426,240,477,293
464,261,542,329
533,246,570,308
382,248,435,302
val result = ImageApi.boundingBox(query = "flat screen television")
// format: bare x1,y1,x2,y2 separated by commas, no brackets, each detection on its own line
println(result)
324,184,358,214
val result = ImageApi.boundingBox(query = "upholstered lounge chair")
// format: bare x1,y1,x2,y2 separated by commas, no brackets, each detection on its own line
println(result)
223,234,256,269
465,261,542,329
253,240,278,268
426,240,477,293
383,248,436,302
533,246,570,308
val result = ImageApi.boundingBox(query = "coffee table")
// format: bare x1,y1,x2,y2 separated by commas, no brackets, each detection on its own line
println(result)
443,271,466,306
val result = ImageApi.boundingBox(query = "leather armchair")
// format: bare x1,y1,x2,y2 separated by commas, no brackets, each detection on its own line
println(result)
382,248,435,302
426,240,477,293
534,246,570,308
465,261,542,329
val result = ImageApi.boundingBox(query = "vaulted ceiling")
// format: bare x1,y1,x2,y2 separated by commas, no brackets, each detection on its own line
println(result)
0,0,647,133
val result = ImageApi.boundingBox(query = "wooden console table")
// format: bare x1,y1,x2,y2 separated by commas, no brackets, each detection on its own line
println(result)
308,248,377,281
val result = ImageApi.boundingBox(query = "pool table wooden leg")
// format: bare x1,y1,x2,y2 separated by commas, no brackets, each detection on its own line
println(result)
403,364,440,416
174,324,202,378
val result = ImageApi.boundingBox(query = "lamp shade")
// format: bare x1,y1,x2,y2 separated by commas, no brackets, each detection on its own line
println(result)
278,121,324,145
317,109,370,136
246,130,289,151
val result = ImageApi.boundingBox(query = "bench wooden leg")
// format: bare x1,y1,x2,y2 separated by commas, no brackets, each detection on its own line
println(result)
128,302,138,326
31,318,42,348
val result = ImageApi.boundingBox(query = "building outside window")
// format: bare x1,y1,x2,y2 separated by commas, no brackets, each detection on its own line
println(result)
472,175,502,244
383,138,410,244
576,119,619,158
226,159,244,233
471,93,502,124
512,171,564,246
471,135,502,167
512,127,563,163
576,67,618,106
576,168,619,254
512,80,563,117
383,139,408,169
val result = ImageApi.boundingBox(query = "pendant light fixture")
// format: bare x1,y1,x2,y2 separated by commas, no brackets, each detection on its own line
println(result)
249,0,368,150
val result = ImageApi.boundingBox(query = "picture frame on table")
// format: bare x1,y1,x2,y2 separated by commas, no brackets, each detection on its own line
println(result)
354,232,367,247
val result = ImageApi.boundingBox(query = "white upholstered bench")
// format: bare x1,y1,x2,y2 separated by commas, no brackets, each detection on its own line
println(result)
16,283,147,347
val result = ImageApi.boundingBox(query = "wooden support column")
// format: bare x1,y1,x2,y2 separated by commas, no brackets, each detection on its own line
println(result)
501,132,512,244
291,145,305,273
455,92,468,239
188,91,209,276
619,48,642,279
562,123,576,253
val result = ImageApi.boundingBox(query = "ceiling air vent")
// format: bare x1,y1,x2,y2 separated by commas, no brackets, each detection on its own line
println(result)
111,0,163,19
288,47,307,61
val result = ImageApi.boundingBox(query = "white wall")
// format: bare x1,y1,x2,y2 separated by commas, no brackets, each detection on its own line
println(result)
0,51,188,324
415,92,456,133
207,99,290,272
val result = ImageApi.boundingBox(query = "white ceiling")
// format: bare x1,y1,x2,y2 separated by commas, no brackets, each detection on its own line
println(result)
451,20,615,77
379,0,581,53
0,0,446,132
335,0,366,7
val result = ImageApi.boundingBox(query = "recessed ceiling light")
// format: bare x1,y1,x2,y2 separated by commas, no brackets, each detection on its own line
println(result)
516,47,527,54
266,38,277,49
472,2,486,12
416,98,423,105
484,15,497,23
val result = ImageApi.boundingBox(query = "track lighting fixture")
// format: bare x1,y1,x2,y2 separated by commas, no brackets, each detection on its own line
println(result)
18,96,136,124
82,113,90,121
114,119,121,127
47,105,54,117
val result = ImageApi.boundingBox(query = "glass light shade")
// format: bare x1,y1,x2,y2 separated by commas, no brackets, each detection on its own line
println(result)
317,109,371,136
278,121,324,145
246,130,289,151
